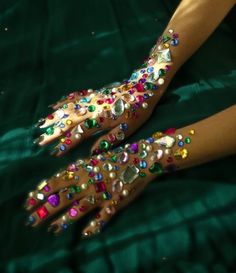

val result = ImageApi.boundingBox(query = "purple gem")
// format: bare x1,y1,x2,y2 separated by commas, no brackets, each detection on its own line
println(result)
134,102,141,109
43,185,50,192
48,194,60,207
130,143,139,153
139,78,146,84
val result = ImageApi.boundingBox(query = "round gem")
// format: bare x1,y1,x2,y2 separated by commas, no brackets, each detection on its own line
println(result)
119,123,128,131
48,194,60,207
100,140,110,150
46,127,54,135
185,137,191,144
60,145,66,151
139,160,147,169
88,105,96,112
171,38,179,46
149,162,163,174
178,141,184,147
69,207,78,217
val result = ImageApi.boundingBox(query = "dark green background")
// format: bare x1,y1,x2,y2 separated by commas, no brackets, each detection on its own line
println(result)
0,0,236,272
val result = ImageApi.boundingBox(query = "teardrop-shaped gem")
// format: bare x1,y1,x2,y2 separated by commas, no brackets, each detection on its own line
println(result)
111,99,125,117
112,180,123,193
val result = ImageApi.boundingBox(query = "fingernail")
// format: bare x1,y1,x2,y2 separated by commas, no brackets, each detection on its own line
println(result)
33,135,44,145
50,148,59,156
48,224,59,233
25,215,36,226
35,118,45,128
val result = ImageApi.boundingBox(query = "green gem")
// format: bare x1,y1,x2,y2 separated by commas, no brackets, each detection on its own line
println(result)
75,186,81,193
158,69,166,77
144,82,155,90
139,172,146,178
69,186,76,193
100,140,110,150
141,62,147,68
185,137,191,144
110,155,117,163
162,35,171,43
149,162,163,174
103,89,111,95
88,178,95,185
84,118,97,129
62,103,68,109
46,126,54,135
67,219,74,225
88,105,96,112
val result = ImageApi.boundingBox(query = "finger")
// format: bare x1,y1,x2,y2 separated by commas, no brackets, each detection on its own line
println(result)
25,161,86,210
47,195,100,234
35,110,91,146
81,200,118,238
51,118,104,157
91,122,130,155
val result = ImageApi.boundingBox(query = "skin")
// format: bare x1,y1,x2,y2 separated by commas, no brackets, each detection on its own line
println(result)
26,0,236,237
25,105,236,237
34,0,235,157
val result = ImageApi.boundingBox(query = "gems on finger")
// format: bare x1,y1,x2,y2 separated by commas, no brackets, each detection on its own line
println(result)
36,192,45,201
111,99,125,117
122,189,129,196
69,207,78,218
120,165,140,184
112,179,123,193
37,180,47,190
81,183,88,190
48,194,60,207
155,135,175,148
55,109,65,119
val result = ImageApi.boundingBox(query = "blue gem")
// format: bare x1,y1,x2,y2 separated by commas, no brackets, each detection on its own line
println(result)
59,123,65,128
114,165,120,171
66,193,73,200
74,104,81,110
147,67,154,73
140,69,146,74
103,191,112,200
139,160,147,169
63,114,69,118
27,215,35,225
143,94,149,99
95,173,103,181
130,72,138,80
152,84,158,90
146,137,154,144
171,39,179,46
178,141,184,147
60,145,66,151
61,223,69,230
119,123,128,131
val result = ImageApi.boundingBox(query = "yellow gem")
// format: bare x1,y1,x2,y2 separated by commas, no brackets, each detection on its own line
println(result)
152,131,163,139
60,138,65,143
174,148,188,159
164,43,170,48
66,171,74,179
66,120,72,125
189,129,195,135
37,180,47,190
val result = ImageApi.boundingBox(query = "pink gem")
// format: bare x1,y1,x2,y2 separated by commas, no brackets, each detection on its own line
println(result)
164,128,176,135
105,98,114,104
129,89,135,94
69,207,78,217
67,163,78,172
108,134,116,142
89,172,95,177
65,131,72,138
165,65,171,71
142,73,148,78
134,83,145,92
136,95,144,103
173,33,179,38
94,182,106,192
43,185,51,192
91,159,99,166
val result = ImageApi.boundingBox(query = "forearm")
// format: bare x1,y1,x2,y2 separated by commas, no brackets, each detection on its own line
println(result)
149,0,235,98
155,105,236,174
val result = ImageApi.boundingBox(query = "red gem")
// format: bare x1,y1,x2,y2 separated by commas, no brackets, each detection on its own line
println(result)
90,159,99,166
136,95,144,103
47,114,54,120
97,99,104,105
80,90,88,96
89,171,95,177
28,197,36,206
68,93,75,99
79,206,86,212
143,73,148,78
65,139,72,145
164,128,176,135
133,158,140,164
94,182,106,193
99,117,105,122
37,206,49,219
96,213,101,219
134,83,145,92
167,157,173,163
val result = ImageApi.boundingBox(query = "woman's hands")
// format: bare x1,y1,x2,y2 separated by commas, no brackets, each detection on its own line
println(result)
26,128,188,237
34,29,179,157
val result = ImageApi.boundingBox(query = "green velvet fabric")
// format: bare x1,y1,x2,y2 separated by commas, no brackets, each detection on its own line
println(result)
0,0,235,272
